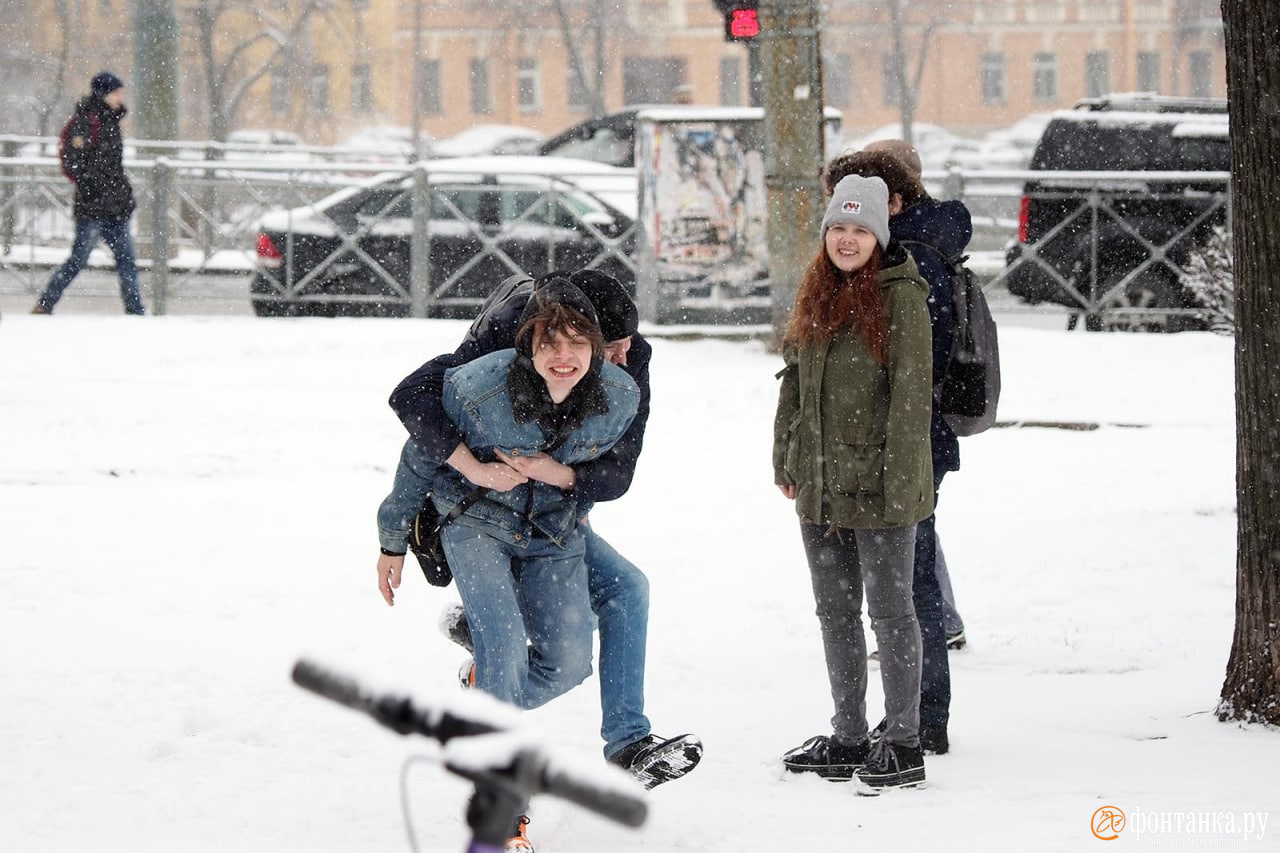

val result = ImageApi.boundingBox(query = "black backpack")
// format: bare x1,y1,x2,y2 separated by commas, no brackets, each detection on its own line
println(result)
901,240,1001,437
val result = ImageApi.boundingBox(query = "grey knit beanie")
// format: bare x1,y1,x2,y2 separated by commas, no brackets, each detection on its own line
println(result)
821,174,890,250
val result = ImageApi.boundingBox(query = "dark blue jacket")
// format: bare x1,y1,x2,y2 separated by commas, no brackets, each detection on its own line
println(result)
389,290,652,506
891,198,972,474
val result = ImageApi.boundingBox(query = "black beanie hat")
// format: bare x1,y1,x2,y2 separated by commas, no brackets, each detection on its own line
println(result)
568,270,638,342
91,72,124,98
514,277,601,358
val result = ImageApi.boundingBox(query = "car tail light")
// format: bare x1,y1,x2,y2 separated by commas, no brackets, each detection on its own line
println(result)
256,233,283,269
1017,196,1030,244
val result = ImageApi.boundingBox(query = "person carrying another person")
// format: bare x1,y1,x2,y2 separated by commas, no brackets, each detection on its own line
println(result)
775,175,935,791
382,270,702,809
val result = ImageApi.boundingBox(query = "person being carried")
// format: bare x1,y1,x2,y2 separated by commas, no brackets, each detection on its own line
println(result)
33,71,144,316
775,175,935,791
383,269,702,793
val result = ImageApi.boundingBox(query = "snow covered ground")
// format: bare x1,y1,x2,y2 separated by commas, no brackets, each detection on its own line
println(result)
2,315,1274,852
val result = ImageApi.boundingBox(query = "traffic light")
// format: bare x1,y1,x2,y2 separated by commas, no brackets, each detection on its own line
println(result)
712,0,760,43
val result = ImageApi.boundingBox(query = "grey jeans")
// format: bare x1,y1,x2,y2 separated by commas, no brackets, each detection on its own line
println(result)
800,521,922,748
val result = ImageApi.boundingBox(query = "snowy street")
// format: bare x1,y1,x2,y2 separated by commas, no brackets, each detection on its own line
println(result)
1,314,1273,852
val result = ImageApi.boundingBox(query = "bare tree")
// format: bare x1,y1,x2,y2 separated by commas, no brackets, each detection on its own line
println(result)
185,0,328,141
882,0,943,146
1217,0,1280,726
551,0,607,117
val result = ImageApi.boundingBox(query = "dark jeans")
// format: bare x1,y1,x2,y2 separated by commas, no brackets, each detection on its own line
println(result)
37,217,144,315
914,471,952,731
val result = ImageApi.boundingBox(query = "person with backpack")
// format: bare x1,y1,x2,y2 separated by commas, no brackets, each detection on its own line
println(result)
383,270,704,791
33,71,144,316
822,145,977,756
775,174,935,791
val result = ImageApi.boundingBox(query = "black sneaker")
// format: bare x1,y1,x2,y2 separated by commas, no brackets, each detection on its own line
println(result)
781,734,871,781
870,718,949,755
855,740,926,791
608,733,703,790
946,629,967,651
438,603,474,653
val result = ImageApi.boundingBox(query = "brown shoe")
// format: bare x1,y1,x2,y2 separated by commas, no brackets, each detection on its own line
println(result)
31,304,51,315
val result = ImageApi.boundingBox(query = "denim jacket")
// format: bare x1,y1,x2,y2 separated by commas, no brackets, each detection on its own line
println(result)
377,349,639,552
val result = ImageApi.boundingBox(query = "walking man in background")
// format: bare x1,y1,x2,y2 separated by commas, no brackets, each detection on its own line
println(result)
33,71,145,316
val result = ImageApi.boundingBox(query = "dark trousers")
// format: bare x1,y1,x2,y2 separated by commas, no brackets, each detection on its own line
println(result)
913,471,952,731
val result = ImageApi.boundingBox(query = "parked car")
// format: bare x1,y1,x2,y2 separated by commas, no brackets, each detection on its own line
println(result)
249,156,636,318
539,105,844,168
1003,93,1229,330
431,124,546,158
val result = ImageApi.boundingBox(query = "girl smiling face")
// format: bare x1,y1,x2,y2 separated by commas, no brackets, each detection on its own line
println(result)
824,222,880,274
532,323,595,403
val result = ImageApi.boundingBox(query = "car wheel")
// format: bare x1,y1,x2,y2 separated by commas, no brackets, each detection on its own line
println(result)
1096,270,1194,333
251,298,301,318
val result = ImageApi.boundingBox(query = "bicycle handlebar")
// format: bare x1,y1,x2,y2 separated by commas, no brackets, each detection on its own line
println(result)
291,659,648,829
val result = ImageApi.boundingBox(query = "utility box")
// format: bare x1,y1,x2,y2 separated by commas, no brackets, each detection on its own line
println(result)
632,106,841,324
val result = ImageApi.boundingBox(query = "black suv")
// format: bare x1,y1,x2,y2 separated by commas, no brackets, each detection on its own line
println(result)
1003,94,1229,330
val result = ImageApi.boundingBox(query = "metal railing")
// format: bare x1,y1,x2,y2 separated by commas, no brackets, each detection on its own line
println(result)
0,140,636,317
0,134,1233,327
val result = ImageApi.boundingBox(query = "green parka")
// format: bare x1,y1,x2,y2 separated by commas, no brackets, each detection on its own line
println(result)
773,245,936,529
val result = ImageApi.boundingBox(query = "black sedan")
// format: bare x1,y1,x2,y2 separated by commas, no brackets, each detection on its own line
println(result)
250,156,637,317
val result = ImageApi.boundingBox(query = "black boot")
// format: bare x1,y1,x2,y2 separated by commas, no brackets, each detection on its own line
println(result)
855,739,926,791
781,734,871,781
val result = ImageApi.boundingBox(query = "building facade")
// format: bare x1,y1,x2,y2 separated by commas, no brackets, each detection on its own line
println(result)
3,0,1225,146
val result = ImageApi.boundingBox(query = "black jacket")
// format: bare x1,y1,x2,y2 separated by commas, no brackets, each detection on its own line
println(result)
62,96,135,222
390,290,652,506
891,199,973,475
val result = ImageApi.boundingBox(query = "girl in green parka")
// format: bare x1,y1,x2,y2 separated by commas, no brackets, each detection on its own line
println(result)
774,174,934,792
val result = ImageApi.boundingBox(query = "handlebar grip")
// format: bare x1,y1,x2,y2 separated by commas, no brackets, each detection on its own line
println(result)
292,660,368,712
540,765,648,828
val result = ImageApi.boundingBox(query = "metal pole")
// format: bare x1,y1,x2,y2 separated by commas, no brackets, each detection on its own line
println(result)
760,0,826,342
410,164,432,318
410,0,422,162
151,159,171,315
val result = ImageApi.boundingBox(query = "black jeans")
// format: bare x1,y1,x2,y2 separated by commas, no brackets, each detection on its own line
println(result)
913,471,952,731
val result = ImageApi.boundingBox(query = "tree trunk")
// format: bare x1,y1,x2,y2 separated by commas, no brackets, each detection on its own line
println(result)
1217,0,1280,726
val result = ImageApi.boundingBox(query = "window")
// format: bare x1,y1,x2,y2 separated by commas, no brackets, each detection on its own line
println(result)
418,59,442,115
1085,51,1110,98
824,53,852,109
622,57,685,105
351,64,372,114
1189,51,1212,98
980,51,1006,104
470,58,492,115
1033,52,1057,102
270,71,290,117
1136,51,1161,93
517,58,541,112
309,65,330,113
720,57,743,106
881,52,903,107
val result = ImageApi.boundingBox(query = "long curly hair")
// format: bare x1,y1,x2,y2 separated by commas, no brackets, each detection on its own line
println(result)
784,245,888,363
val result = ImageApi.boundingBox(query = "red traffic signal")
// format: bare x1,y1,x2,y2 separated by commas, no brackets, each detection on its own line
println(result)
727,7,760,41
711,0,760,42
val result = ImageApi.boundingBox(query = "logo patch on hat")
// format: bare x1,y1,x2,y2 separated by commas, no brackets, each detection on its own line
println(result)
842,200,862,214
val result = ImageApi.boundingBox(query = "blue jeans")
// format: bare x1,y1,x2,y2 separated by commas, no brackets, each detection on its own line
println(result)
583,524,652,758
37,217,144,315
913,472,952,731
934,530,965,636
441,519,594,710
